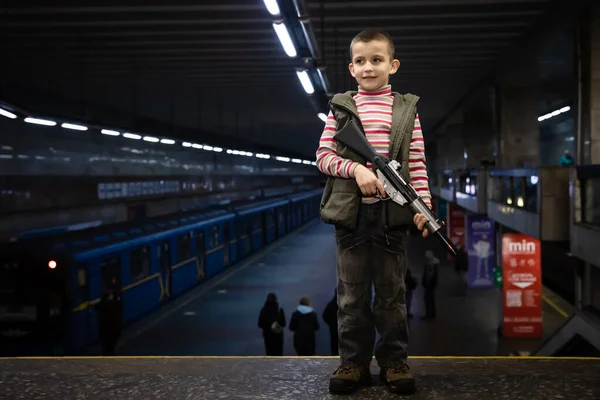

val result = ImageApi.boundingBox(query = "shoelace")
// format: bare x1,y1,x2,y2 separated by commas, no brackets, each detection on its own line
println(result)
337,366,358,375
389,364,409,375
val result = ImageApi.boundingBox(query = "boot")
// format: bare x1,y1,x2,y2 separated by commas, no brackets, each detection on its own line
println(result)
380,363,416,394
328,365,372,394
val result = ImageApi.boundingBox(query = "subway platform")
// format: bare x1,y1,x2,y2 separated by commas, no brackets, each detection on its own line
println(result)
111,219,569,358
0,356,599,399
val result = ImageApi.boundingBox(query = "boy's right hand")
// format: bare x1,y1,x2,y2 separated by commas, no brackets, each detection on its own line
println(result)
354,165,386,197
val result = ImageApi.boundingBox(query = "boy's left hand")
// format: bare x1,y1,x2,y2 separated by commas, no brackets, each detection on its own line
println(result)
413,214,430,238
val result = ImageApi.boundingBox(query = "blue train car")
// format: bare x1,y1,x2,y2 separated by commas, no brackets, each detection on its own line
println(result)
0,188,323,356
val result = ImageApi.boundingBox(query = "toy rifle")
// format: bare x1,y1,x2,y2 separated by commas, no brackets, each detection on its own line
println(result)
331,105,458,257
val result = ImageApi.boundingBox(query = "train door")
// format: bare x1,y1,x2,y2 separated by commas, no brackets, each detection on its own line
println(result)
261,211,268,245
99,256,123,338
100,256,122,298
196,230,206,281
158,241,171,301
223,222,231,267
245,217,252,254
274,207,280,238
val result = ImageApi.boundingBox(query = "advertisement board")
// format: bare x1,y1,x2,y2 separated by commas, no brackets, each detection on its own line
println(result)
466,215,495,288
501,233,543,338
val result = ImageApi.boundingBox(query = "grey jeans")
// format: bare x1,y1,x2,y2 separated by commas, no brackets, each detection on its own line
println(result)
335,202,409,368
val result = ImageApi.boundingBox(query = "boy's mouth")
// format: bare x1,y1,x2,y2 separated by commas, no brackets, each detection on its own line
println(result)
363,76,377,80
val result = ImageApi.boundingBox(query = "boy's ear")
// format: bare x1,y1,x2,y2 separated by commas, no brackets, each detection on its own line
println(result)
389,58,401,75
348,63,356,78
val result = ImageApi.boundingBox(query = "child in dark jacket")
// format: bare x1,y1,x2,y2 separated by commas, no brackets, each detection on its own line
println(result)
289,296,320,356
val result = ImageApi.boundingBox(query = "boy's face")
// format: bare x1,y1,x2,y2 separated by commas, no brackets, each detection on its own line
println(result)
349,39,400,91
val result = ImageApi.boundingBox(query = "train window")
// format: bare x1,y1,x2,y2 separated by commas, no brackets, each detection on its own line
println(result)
178,232,192,262
266,211,274,227
210,226,220,248
158,242,170,269
196,230,205,254
240,218,250,235
253,215,261,230
130,247,150,282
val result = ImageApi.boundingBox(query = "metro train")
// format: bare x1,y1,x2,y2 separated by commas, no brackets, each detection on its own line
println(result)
0,188,323,356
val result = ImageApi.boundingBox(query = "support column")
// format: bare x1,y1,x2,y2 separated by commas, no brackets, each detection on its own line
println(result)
436,122,466,171
463,86,495,169
498,84,540,168
585,3,600,164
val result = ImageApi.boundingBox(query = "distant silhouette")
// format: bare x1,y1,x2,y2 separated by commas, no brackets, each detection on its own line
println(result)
422,251,440,320
559,150,574,166
94,285,122,356
258,293,286,356
322,290,339,355
454,244,468,295
405,269,417,318
289,296,320,356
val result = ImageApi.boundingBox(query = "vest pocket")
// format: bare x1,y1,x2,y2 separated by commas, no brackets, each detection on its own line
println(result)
320,178,361,231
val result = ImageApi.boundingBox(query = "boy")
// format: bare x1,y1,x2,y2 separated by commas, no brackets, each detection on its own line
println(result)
315,30,432,395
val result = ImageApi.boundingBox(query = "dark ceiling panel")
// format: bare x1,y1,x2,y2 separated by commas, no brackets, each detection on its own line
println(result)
1,0,559,157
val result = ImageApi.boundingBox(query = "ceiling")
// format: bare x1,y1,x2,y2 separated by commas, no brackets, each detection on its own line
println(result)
0,0,569,157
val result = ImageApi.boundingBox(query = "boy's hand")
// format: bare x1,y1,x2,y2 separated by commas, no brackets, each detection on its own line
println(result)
414,213,444,238
354,165,386,197
414,213,430,238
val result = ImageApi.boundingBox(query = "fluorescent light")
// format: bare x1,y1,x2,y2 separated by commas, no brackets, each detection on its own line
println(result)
61,122,88,131
276,156,290,162
160,138,175,144
272,22,297,57
192,143,202,149
0,108,17,119
203,145,213,151
143,136,159,143
123,133,141,140
262,0,280,15
24,117,56,126
213,147,223,152
318,113,327,122
226,149,233,154
310,161,316,166
296,70,314,94
538,105,571,122
101,129,120,136
302,160,311,165
182,142,192,147
292,158,302,164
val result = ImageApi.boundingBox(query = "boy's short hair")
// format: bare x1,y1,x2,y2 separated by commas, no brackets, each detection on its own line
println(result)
349,30,395,60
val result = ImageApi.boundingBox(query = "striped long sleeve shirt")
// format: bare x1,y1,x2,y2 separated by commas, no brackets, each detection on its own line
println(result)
315,85,432,207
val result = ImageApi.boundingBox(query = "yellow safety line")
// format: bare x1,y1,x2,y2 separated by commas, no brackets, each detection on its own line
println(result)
206,245,224,255
2,356,600,361
542,294,570,319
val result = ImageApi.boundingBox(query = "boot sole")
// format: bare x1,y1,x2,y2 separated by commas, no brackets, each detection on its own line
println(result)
381,376,416,395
